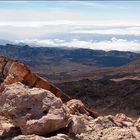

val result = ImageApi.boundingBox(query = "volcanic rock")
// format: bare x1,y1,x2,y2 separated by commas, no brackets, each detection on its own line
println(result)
0,82,70,135
0,56,140,140
0,83,140,140
74,114,140,140
0,56,70,103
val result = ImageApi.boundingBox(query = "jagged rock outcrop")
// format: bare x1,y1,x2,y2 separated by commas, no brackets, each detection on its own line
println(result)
0,56,70,103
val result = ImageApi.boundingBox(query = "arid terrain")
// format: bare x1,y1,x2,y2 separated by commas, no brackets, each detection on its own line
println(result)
0,0,140,139
0,44,140,119
57,79,140,118
0,56,140,140
0,44,140,83
0,44,140,139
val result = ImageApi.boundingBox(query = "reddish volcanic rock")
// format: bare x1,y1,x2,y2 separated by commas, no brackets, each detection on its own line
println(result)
0,56,98,118
0,56,70,103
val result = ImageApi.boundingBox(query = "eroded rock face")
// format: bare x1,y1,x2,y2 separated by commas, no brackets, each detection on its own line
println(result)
0,56,70,103
0,82,70,135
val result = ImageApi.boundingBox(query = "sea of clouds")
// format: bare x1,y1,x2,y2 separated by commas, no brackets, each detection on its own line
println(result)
0,23,140,52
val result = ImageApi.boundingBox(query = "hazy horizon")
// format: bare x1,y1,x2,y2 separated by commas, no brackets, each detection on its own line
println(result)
0,1,140,52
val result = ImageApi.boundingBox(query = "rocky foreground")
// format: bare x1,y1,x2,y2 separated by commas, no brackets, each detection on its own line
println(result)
0,56,140,140
0,82,139,140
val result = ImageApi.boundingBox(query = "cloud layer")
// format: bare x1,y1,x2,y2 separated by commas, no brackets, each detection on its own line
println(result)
0,1,140,52
16,37,140,52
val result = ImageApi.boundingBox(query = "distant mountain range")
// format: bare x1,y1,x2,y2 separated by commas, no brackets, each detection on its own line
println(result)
0,43,140,83
0,43,140,66
0,39,13,45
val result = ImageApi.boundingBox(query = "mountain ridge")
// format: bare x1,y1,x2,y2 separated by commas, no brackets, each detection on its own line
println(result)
1,44,140,65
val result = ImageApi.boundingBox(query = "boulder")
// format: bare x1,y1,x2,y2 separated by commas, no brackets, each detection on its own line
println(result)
0,82,70,135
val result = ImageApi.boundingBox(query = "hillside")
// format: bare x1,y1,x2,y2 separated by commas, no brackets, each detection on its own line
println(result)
0,44,139,67
101,59,140,81
57,78,140,118
0,44,140,83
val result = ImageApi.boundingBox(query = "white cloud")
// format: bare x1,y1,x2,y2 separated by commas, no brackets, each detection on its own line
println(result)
1,20,140,27
0,7,140,41
0,8,139,52
0,23,140,41
71,26,140,36
16,38,140,52
0,1,139,52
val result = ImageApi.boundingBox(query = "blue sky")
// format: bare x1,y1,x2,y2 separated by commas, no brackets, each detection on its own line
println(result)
0,1,140,52
0,1,140,20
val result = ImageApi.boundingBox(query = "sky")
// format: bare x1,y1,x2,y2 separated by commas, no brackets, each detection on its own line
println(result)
0,1,140,52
